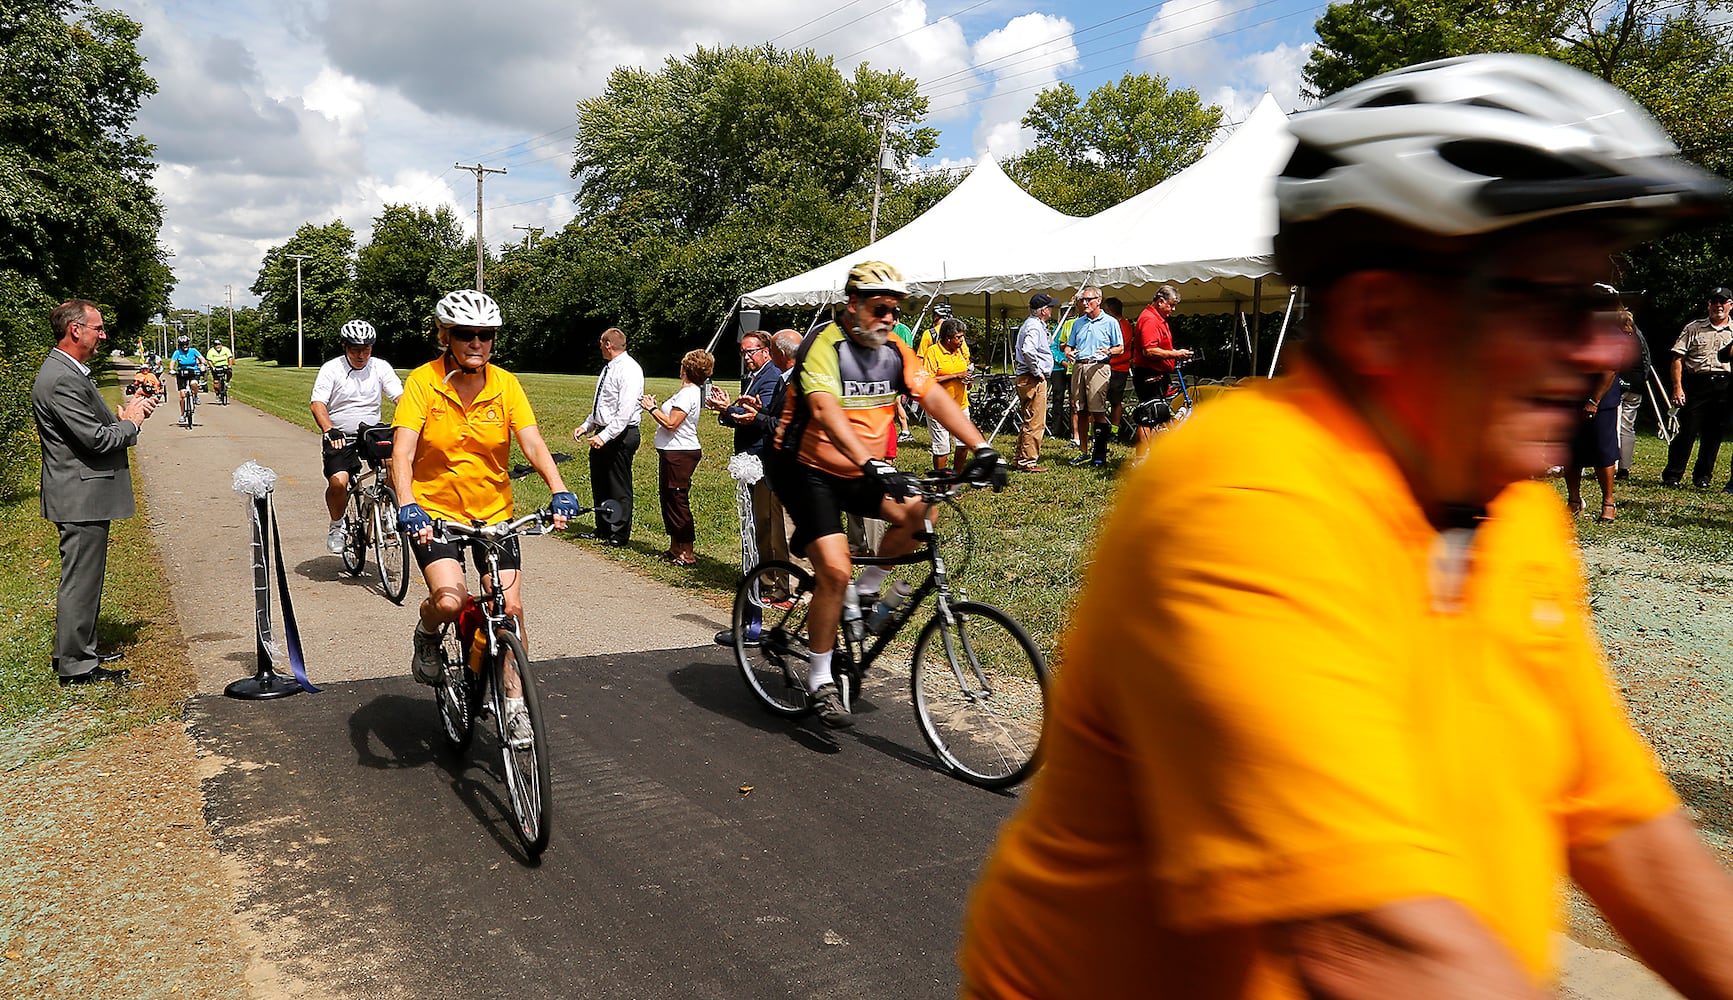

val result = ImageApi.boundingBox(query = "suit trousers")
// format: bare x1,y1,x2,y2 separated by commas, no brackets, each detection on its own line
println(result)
591,424,640,542
1663,372,1732,485
54,519,111,677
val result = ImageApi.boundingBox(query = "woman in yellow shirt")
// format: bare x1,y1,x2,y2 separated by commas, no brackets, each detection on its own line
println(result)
918,318,973,470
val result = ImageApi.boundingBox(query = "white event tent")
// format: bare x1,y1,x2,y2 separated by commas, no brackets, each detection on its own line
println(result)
736,154,1080,310
737,93,1297,319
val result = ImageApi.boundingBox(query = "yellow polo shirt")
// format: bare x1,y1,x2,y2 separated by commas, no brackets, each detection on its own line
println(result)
393,357,537,525
958,361,1676,999
920,339,971,408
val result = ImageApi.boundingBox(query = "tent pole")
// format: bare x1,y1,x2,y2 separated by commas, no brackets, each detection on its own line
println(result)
1266,287,1299,378
1227,303,1240,379
1251,278,1263,375
983,292,992,370
704,298,742,356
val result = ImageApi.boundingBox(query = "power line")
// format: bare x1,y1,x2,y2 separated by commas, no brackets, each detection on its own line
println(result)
920,0,1310,104
836,0,997,62
769,0,874,43
786,0,909,50
924,1,1325,117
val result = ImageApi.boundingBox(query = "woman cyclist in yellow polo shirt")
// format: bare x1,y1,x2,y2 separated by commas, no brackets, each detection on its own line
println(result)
392,289,580,741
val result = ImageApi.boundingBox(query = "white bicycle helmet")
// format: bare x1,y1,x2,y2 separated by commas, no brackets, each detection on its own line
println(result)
434,289,502,328
177,335,189,346
1276,54,1727,282
339,319,377,345
845,260,908,298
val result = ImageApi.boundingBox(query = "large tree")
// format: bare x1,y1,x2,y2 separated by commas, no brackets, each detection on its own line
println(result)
0,0,172,499
250,221,356,367
565,44,934,366
352,204,466,361
1299,0,1733,339
1004,73,1222,217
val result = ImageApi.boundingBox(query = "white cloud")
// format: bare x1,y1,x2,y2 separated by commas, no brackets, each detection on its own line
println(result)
968,13,1079,160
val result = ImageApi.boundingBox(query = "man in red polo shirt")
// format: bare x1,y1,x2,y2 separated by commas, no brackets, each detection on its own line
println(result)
1131,285,1193,445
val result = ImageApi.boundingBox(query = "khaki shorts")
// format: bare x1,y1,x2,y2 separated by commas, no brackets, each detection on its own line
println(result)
1072,360,1112,415
928,407,968,455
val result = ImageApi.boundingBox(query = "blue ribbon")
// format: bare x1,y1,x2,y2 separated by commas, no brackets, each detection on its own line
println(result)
267,493,320,693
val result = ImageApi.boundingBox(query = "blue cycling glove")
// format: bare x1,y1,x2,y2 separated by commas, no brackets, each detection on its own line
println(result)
397,502,433,534
549,491,581,518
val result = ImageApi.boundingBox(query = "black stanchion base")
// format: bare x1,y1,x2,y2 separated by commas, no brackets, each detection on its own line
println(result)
224,668,303,700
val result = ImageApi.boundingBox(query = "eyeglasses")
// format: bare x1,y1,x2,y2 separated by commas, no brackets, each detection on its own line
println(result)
449,328,496,342
869,304,900,320
1080,296,1101,303
742,344,768,355
76,321,106,332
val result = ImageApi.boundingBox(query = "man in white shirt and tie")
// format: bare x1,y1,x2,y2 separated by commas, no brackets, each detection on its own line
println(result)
573,327,644,546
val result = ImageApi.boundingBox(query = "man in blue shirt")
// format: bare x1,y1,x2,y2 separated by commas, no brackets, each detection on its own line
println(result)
1063,286,1124,466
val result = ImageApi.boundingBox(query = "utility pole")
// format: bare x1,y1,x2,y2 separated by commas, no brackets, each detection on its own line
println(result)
454,162,507,292
286,253,312,369
206,306,215,350
512,224,542,249
869,113,891,244
226,284,235,355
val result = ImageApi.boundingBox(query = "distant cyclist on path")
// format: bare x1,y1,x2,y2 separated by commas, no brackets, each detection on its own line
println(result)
310,320,404,555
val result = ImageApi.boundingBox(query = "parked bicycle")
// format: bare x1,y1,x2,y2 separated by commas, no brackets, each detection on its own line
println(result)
338,424,410,604
731,473,1047,788
432,496,616,858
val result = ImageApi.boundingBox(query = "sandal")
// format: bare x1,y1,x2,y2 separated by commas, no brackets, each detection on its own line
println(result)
1567,500,1585,516
1596,501,1617,523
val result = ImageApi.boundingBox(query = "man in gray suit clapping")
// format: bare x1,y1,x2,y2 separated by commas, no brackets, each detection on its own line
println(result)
32,299,159,685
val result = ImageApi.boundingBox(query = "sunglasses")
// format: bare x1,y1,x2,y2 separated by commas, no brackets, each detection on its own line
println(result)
869,304,900,320
449,328,496,342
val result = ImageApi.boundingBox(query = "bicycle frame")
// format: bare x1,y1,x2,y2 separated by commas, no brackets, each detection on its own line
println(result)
438,513,545,663
836,491,965,671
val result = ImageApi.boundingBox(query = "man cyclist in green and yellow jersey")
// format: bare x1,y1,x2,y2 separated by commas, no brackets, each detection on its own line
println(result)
205,342,233,402
767,260,1007,728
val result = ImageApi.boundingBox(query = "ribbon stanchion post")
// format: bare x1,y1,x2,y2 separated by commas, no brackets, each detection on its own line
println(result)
225,461,317,700
729,453,764,643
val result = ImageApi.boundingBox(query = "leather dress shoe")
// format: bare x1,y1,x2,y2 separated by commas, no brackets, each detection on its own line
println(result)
60,665,133,687
602,538,629,548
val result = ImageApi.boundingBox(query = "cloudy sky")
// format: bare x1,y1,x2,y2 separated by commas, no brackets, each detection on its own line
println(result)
115,0,1326,311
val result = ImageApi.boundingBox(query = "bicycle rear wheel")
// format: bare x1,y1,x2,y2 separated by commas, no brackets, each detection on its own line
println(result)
341,489,367,575
732,559,816,717
435,624,479,753
373,484,410,604
911,601,1047,789
494,630,551,857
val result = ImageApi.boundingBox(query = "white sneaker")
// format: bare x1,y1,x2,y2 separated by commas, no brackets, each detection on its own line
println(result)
326,521,347,555
411,626,443,685
504,698,534,748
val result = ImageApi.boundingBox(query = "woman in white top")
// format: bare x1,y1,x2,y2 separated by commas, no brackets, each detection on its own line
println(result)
639,349,714,566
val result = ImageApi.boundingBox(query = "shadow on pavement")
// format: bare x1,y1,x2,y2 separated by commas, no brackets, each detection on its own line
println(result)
664,658,948,779
346,690,540,866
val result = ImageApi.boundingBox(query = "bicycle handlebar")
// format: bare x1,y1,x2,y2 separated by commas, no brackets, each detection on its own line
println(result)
431,498,619,543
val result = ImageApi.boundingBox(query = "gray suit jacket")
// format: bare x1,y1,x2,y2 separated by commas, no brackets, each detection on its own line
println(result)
33,349,139,523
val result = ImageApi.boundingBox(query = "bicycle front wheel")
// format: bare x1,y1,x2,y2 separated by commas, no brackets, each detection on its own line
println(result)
341,489,367,575
732,559,816,717
373,485,410,604
911,601,1047,789
435,624,479,753
494,630,551,857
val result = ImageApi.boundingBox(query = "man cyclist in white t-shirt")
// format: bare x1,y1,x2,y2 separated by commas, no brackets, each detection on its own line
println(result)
310,320,404,554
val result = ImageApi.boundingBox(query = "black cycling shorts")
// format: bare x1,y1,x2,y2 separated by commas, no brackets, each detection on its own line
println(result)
1106,368,1130,410
174,370,200,391
410,532,522,574
767,454,889,558
321,437,362,480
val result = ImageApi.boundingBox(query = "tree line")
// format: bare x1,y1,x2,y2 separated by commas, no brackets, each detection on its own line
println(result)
0,0,172,500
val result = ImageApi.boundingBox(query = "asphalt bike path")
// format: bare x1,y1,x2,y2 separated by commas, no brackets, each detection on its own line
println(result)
133,386,1019,998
